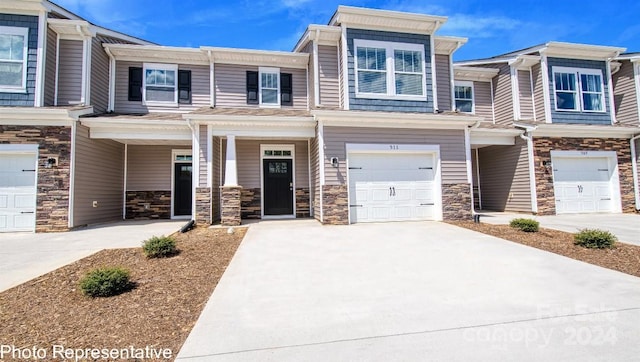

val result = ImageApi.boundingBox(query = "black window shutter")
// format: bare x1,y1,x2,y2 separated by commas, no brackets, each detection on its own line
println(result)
281,73,292,106
246,71,259,104
178,69,192,104
128,67,142,102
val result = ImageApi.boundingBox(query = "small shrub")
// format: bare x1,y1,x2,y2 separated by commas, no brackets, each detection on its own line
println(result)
80,267,132,298
142,235,177,258
509,218,540,232
574,229,617,249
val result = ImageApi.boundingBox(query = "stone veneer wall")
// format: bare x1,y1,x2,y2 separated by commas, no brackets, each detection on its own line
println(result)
296,188,310,218
441,183,473,220
0,126,71,232
241,188,261,219
125,191,171,219
321,185,348,225
195,187,211,225
221,186,242,226
533,137,636,215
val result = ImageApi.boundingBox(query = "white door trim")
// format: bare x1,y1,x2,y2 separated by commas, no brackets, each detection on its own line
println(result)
170,149,193,220
260,144,296,219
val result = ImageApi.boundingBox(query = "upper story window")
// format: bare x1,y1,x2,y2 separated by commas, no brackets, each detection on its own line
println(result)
260,67,279,106
354,39,426,100
246,68,293,108
144,63,177,105
553,66,605,112
454,81,474,113
0,26,28,93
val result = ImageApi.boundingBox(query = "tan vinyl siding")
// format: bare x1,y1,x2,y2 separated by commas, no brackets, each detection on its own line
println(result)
57,39,83,105
323,127,467,185
310,125,320,219
518,69,534,120
126,145,177,190
435,54,452,112
214,64,307,109
613,60,639,126
198,125,208,187
490,63,514,125
90,36,110,113
212,137,221,221
532,63,546,123
318,45,340,108
474,81,493,121
44,27,56,106
477,137,532,212
73,125,124,226
114,61,210,113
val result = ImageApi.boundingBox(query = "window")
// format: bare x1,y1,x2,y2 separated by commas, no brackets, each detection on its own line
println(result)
354,39,426,100
0,26,28,92
454,81,474,113
553,67,605,112
246,69,293,107
259,67,279,106
143,63,177,105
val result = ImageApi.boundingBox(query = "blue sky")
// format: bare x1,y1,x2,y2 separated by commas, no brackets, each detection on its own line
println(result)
55,0,640,60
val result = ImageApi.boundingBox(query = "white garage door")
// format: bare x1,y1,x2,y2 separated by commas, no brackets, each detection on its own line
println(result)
0,153,37,232
348,153,437,223
552,156,616,214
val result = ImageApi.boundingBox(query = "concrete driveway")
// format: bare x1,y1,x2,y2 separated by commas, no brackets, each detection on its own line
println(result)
176,220,640,361
0,220,183,292
478,212,640,246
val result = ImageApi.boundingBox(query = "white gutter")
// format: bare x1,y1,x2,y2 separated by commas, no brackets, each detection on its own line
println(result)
606,54,620,124
539,49,553,123
313,29,320,107
466,120,481,212
186,120,198,219
340,25,349,110
207,50,215,107
68,120,77,228
519,128,539,213
430,25,439,112
122,143,128,219
631,133,640,210
316,116,325,222
104,46,116,112
34,10,47,107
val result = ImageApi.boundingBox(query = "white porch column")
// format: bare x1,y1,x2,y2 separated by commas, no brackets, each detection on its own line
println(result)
224,135,239,186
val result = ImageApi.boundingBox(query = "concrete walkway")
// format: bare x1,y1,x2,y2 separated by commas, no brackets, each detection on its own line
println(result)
176,220,640,361
478,212,640,246
0,220,184,292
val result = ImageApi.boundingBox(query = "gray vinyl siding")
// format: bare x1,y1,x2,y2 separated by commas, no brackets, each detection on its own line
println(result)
90,36,110,113
532,63,546,123
489,63,514,125
126,145,176,190
346,28,433,113
114,61,210,113
56,39,83,105
435,54,452,112
323,127,467,185
0,14,38,106
310,125,320,219
198,125,207,187
474,81,493,121
43,27,56,106
212,137,221,221
477,137,532,212
613,60,639,126
318,45,340,108
518,69,534,120
214,64,307,109
547,57,612,124
73,125,124,226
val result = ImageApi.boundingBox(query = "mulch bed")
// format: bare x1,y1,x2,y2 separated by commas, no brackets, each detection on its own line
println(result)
450,221,640,278
0,227,245,361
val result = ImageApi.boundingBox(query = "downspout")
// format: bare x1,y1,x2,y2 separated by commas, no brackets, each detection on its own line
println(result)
34,10,47,107
68,119,77,228
466,120,481,214
104,46,116,112
631,133,640,210
520,129,539,214
207,50,215,108
606,53,620,124
186,119,198,220
123,143,128,219
430,25,439,112
313,29,320,108
316,114,325,223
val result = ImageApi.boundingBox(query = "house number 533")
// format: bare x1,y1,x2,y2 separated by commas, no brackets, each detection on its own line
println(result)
389,145,399,150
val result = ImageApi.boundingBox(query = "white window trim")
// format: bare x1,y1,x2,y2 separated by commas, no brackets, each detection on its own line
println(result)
353,39,427,101
0,26,29,93
259,66,281,108
454,80,475,114
552,66,606,113
143,63,178,107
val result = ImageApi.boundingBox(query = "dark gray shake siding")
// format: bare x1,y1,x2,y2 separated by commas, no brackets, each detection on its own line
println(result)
0,14,38,106
346,28,433,113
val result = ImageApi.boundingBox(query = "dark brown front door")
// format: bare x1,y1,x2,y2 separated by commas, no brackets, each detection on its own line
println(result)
263,159,293,215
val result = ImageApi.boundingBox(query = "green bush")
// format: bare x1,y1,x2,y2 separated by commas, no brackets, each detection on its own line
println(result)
509,218,540,232
80,267,132,298
574,229,617,249
142,235,177,258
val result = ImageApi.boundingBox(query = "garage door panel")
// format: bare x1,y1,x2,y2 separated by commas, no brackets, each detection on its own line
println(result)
14,194,36,208
0,215,6,228
0,152,37,232
13,213,35,228
0,195,7,208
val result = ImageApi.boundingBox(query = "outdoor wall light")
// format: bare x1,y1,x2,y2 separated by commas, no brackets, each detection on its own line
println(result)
331,157,339,167
45,157,58,169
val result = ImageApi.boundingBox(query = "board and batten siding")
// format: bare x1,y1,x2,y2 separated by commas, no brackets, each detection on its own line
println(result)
73,125,124,226
518,69,534,120
323,127,467,185
126,145,179,191
488,63,514,125
531,63,546,123
90,36,110,113
473,81,493,121
477,137,532,212
435,54,452,112
212,137,221,221
56,39,83,105
44,27,57,106
214,64,308,109
114,61,210,113
318,45,340,108
613,60,639,126
198,125,208,187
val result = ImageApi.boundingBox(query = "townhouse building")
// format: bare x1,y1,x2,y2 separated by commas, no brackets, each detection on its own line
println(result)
0,1,638,232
